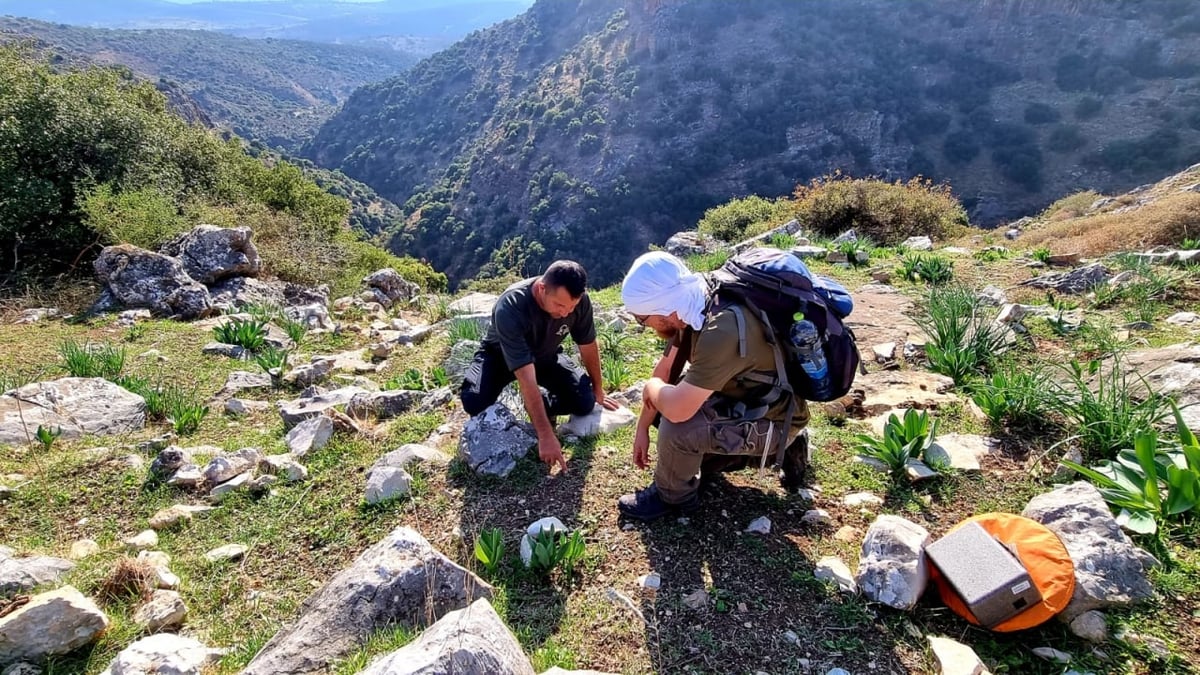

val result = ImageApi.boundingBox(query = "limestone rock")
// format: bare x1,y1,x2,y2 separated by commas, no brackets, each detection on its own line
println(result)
458,404,536,478
149,504,214,531
278,387,369,429
0,378,146,446
557,404,637,437
855,515,931,610
1021,262,1111,294
1023,482,1154,621
285,415,334,456
663,230,716,257
202,448,261,485
925,434,997,473
283,358,334,388
124,530,159,551
68,540,100,560
262,454,308,482
242,527,492,675
363,269,419,308
99,633,222,675
93,244,212,318
204,544,247,563
448,293,499,316
132,589,187,632
815,557,857,594
0,586,109,665
365,465,412,505
159,224,261,285
519,517,570,567
0,555,74,596
346,389,423,420
901,236,933,251
358,599,534,675
927,635,987,675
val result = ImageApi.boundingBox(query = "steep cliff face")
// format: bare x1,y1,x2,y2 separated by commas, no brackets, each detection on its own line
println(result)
307,0,1200,286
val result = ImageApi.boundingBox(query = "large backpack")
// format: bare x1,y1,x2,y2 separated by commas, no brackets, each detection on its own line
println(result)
704,247,863,461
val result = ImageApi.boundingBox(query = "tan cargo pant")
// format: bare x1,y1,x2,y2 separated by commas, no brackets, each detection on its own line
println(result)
654,398,801,504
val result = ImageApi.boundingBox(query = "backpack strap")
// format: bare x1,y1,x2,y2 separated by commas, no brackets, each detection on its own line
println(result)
727,305,747,358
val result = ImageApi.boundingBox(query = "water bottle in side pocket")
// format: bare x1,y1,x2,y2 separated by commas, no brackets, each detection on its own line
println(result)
788,312,831,400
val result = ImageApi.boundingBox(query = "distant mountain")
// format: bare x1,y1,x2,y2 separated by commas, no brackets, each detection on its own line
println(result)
0,0,532,51
0,16,416,149
305,0,1200,287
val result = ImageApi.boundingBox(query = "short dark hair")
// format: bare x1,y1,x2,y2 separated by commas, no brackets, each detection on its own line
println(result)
541,260,587,298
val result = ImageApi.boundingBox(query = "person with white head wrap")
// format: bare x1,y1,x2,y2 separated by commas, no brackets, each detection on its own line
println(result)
621,251,708,330
617,250,811,522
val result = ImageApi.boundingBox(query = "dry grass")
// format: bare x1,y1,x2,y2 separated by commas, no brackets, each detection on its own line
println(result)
95,558,156,605
1022,192,1200,256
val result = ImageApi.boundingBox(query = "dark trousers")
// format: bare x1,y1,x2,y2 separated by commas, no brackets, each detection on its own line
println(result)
459,347,596,418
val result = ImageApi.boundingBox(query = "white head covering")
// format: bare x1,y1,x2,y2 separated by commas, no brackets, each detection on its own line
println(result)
621,251,708,330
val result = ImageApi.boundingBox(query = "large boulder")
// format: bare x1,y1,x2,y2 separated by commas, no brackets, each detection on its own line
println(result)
99,633,222,675
458,404,536,478
0,586,109,666
855,515,931,610
1023,482,1155,621
0,554,74,597
359,599,534,675
93,244,212,318
1020,262,1111,294
159,224,261,285
242,527,492,675
363,268,419,308
0,378,147,447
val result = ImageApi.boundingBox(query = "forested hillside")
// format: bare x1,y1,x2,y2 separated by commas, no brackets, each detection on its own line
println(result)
306,0,1200,287
0,17,417,150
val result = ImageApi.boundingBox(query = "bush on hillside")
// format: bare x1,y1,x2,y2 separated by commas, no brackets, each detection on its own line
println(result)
1047,124,1087,153
1042,190,1101,221
1021,192,1200,256
0,45,441,295
696,195,794,243
792,175,968,245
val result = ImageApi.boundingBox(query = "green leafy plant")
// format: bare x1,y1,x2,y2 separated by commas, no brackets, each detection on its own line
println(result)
601,352,632,393
213,317,269,351
446,317,483,343
836,236,874,266
473,527,506,576
242,302,284,324
1047,357,1174,460
897,253,954,284
558,530,587,576
35,424,62,452
1030,247,1052,264
387,368,428,392
973,246,1010,263
164,385,209,435
59,340,126,380
768,232,797,249
428,367,450,389
1062,403,1200,535
123,323,147,342
968,362,1051,430
913,285,1009,384
854,408,940,478
527,527,587,577
255,346,289,376
1181,237,1200,250
280,317,308,347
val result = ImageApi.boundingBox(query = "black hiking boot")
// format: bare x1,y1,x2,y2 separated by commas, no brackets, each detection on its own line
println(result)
618,484,699,522
780,428,811,492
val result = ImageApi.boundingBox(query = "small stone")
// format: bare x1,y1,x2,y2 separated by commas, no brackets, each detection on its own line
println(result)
149,504,214,530
745,516,772,535
1032,646,1072,663
68,539,100,560
1069,610,1108,643
801,509,832,526
782,630,799,645
826,669,852,675
204,544,247,563
905,458,939,481
682,589,708,610
208,473,251,501
124,530,158,551
132,589,187,632
639,572,661,590
833,526,861,543
1166,312,1198,325
843,492,883,507
815,556,857,594
872,342,896,362
928,635,987,675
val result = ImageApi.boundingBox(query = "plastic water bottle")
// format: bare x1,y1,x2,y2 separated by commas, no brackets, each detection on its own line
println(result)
789,312,831,400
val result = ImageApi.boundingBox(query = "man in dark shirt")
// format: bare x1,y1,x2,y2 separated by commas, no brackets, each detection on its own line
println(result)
460,260,618,472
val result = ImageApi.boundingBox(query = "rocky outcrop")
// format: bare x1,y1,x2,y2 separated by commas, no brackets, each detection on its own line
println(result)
458,404,536,477
0,378,147,447
363,268,420,308
0,586,109,666
93,244,213,319
160,224,261,284
242,527,492,675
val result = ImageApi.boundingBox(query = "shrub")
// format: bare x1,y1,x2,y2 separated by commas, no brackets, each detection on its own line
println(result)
696,195,794,243
913,285,1008,384
164,385,209,436
1024,102,1061,125
1031,247,1052,264
1042,191,1100,220
1046,125,1087,153
527,528,587,577
254,346,289,376
80,184,189,249
682,250,729,273
793,175,968,246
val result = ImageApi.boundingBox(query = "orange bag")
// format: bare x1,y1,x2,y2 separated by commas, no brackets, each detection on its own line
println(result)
929,513,1075,631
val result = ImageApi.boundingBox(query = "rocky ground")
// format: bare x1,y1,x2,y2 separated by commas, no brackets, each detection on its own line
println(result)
1,208,1200,674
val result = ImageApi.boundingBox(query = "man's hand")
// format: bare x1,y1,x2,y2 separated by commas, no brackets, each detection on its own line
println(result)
538,434,567,473
633,425,652,470
594,384,620,411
